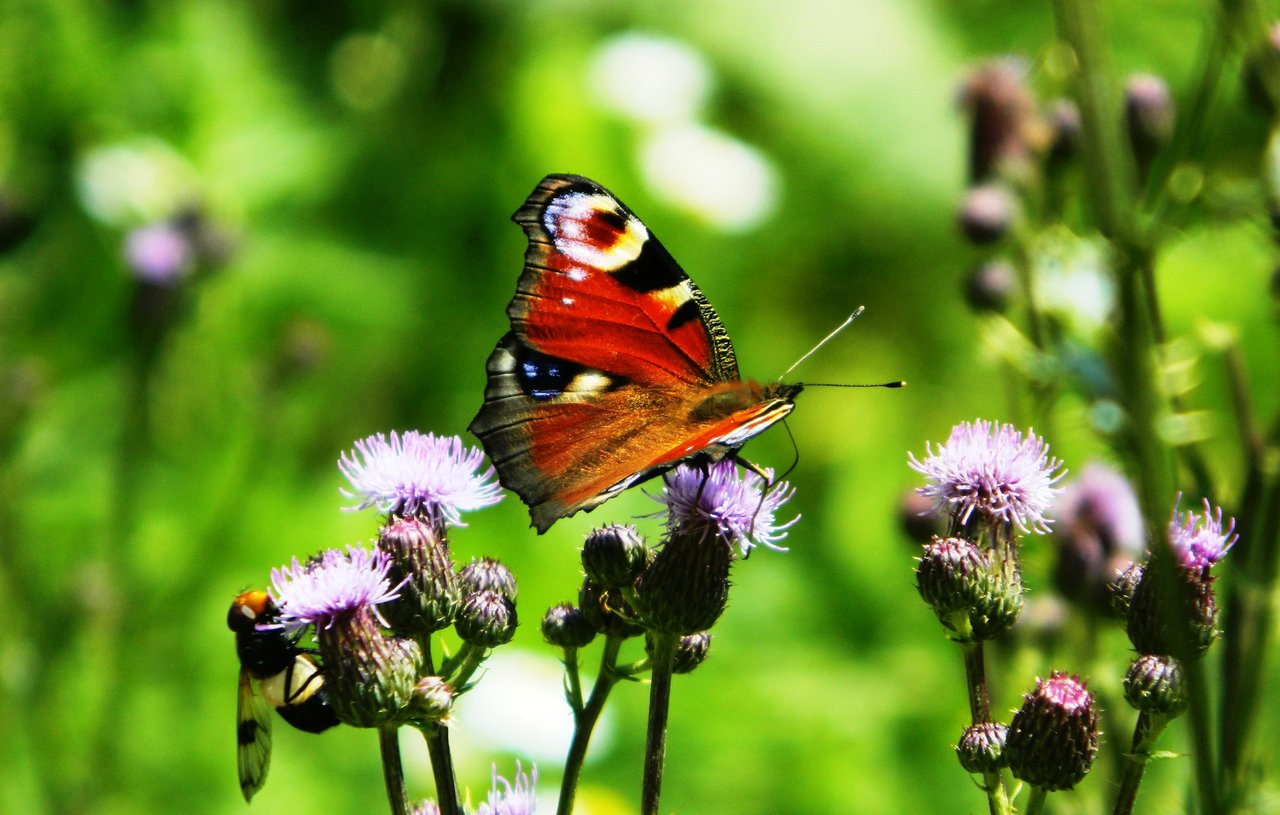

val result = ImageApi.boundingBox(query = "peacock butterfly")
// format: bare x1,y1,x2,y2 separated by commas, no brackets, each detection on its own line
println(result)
469,174,802,534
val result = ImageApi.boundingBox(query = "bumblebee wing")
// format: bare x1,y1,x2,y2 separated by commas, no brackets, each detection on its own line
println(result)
237,669,273,802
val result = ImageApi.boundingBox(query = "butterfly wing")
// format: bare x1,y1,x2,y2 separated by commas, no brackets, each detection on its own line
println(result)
470,175,797,532
236,669,273,802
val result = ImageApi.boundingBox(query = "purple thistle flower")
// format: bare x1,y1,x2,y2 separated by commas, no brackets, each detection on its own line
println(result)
476,762,538,815
1168,498,1237,571
339,431,503,525
909,419,1065,535
655,459,798,554
270,546,402,634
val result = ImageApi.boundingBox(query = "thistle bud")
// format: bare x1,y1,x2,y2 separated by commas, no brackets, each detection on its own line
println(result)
270,548,423,727
1125,74,1175,172
581,524,650,588
916,537,989,618
963,260,1018,313
958,58,1044,184
1051,464,1144,613
957,722,1008,774
1123,654,1187,717
1046,98,1082,165
456,590,517,648
1006,673,1099,791
459,557,518,602
670,632,712,674
635,532,733,635
409,676,455,724
579,578,644,639
958,184,1017,245
377,515,461,636
1126,562,1218,657
541,603,597,649
1108,561,1143,619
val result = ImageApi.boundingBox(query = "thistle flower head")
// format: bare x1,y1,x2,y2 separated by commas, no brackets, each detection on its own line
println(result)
1168,498,1237,572
1051,463,1144,608
270,546,401,634
339,431,503,525
909,419,1065,535
655,459,798,555
476,762,538,815
1006,672,1099,791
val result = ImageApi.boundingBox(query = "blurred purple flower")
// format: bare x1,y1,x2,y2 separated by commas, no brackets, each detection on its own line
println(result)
270,546,401,633
1168,498,1237,571
655,460,797,554
909,419,1065,534
339,431,502,524
124,222,192,284
476,762,537,815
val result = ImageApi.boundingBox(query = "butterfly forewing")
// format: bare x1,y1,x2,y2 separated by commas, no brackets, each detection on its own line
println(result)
470,175,801,532
511,175,739,385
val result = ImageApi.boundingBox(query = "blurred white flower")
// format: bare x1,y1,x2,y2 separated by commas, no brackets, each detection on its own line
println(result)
76,139,199,225
640,123,778,232
588,33,711,125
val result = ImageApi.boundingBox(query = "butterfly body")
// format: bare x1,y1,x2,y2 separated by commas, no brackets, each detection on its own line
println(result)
470,175,801,533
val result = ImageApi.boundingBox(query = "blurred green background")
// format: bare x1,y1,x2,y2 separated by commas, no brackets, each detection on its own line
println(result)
1,1,1276,813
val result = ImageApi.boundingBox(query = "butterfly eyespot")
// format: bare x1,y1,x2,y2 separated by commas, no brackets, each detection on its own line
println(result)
545,192,648,272
517,349,586,400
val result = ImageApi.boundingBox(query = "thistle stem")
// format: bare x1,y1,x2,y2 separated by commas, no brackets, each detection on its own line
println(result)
421,725,462,815
557,636,623,815
1025,786,1049,815
962,642,1012,815
379,725,411,815
641,632,678,815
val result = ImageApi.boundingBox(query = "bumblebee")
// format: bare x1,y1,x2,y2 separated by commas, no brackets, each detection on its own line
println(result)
228,590,339,801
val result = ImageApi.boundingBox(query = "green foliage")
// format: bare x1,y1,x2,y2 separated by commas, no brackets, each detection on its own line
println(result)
0,1,1276,814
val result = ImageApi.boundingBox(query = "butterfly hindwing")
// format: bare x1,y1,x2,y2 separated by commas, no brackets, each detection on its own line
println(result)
470,175,801,532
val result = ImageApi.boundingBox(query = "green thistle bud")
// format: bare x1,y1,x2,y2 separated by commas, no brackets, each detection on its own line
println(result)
652,631,711,675
541,603,597,649
957,722,1008,773
916,536,989,619
408,676,455,725
324,624,423,728
1127,561,1218,658
1006,673,1099,791
271,547,423,727
1123,654,1188,717
377,515,461,636
958,184,1017,245
458,557,518,602
635,531,733,635
971,543,1024,641
455,590,517,648
1108,561,1142,620
581,524,650,588
579,577,644,639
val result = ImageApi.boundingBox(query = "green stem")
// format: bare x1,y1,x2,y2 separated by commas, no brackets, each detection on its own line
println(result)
1025,785,1049,815
641,632,678,815
557,637,623,815
961,642,1012,815
421,725,462,815
1113,710,1156,815
379,725,411,815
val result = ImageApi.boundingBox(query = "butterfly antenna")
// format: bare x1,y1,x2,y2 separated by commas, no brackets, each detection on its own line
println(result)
778,307,864,382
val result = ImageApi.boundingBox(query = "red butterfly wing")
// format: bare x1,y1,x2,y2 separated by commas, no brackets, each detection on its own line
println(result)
470,175,799,533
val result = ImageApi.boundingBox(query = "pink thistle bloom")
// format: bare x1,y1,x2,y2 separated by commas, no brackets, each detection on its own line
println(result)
339,431,502,525
1168,498,1237,571
270,546,401,634
655,459,798,555
909,419,1065,535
